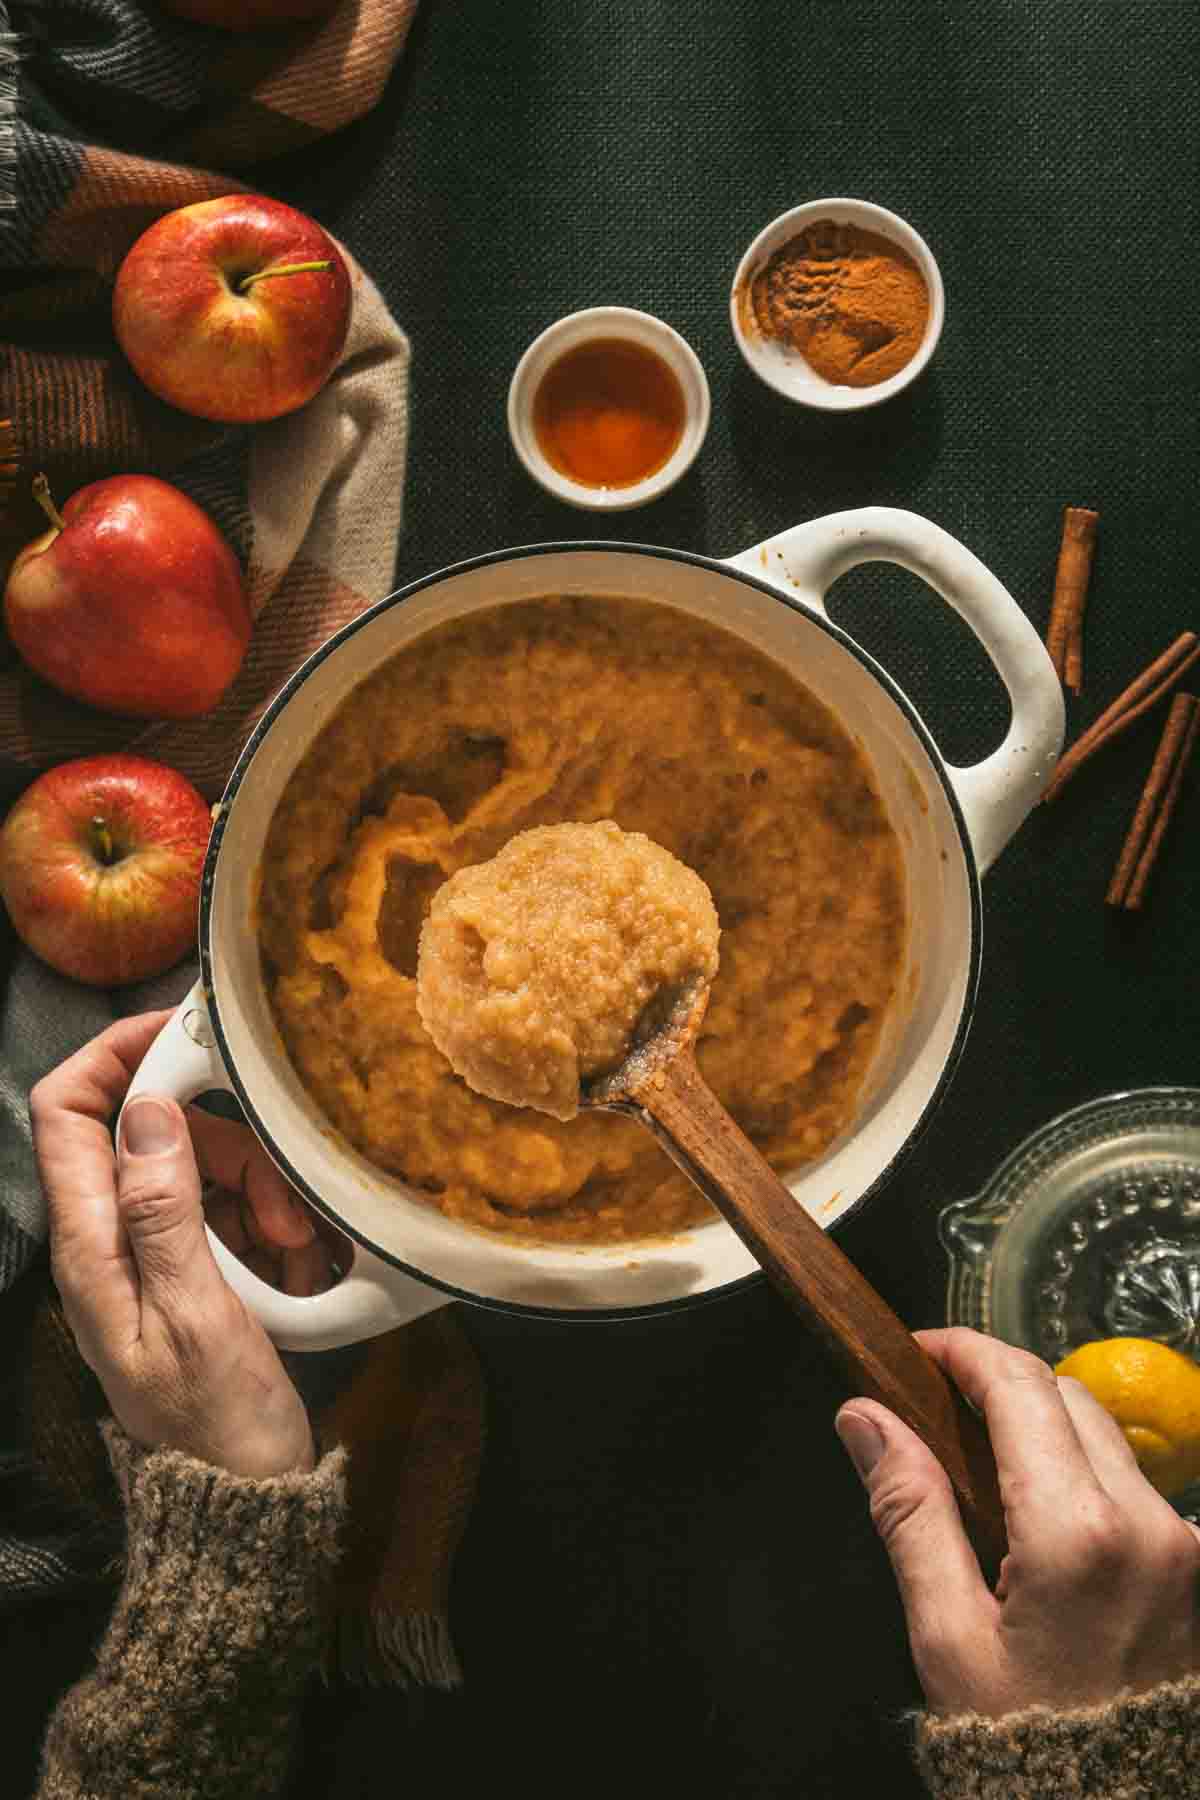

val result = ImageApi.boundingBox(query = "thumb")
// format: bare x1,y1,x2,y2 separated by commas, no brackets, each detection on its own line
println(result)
117,1097,218,1297
836,1401,993,1646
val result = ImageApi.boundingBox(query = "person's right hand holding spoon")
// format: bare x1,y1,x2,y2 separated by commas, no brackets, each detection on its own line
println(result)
416,819,1006,1570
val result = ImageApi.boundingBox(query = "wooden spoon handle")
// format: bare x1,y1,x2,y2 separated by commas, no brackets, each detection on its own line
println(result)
631,1048,1007,1570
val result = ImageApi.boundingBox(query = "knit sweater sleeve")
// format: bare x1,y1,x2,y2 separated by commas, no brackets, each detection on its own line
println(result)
36,1421,347,1800
912,1674,1200,1799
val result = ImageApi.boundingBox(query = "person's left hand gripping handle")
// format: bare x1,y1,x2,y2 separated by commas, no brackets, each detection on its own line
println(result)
33,1013,314,1479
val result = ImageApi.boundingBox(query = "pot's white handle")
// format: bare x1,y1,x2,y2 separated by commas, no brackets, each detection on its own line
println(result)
120,983,449,1352
726,507,1064,873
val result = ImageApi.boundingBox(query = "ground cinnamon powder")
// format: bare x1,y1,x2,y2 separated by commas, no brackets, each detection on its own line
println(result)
745,220,930,388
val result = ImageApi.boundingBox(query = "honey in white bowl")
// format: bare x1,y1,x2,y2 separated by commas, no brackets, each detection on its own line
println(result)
532,336,685,489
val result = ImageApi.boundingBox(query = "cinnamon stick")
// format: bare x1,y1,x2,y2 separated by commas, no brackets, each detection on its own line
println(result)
1043,631,1200,803
1122,698,1200,910
1045,507,1099,694
1105,692,1198,906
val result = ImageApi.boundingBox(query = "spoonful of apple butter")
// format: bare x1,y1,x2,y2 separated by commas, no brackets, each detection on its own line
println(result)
416,820,1005,1569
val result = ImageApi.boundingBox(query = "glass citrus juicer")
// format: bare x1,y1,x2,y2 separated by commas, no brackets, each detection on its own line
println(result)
939,1087,1200,1520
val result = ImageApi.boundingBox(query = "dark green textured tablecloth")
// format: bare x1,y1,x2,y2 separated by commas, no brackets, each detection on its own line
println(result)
10,4,1200,1796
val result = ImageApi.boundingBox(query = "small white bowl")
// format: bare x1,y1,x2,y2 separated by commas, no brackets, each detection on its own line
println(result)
730,197,945,412
507,306,710,511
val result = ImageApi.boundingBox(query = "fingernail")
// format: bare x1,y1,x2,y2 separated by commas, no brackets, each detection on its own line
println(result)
121,1098,177,1155
836,1411,885,1480
288,1194,316,1243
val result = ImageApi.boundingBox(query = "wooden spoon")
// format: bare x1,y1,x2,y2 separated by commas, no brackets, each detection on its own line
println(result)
584,978,1007,1571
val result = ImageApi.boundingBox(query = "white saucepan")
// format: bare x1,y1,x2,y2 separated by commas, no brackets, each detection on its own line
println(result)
125,510,1063,1350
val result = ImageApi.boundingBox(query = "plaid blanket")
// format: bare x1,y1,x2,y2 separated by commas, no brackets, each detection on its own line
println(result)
0,0,484,1686
0,3,416,792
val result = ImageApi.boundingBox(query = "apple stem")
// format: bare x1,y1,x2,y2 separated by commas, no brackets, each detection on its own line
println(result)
32,473,67,536
237,260,332,294
90,817,115,865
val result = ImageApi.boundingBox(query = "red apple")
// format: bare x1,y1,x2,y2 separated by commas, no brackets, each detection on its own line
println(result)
4,473,250,720
158,0,337,25
113,195,352,423
0,754,211,986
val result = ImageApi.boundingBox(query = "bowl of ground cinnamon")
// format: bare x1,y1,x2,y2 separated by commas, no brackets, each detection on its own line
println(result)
731,197,944,410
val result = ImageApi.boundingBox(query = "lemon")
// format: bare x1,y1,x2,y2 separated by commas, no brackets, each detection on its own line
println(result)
1055,1336,1200,1499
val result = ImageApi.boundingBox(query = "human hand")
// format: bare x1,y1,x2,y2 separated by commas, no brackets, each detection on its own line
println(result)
188,1099,342,1299
33,1012,317,1479
835,1325,1200,1717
